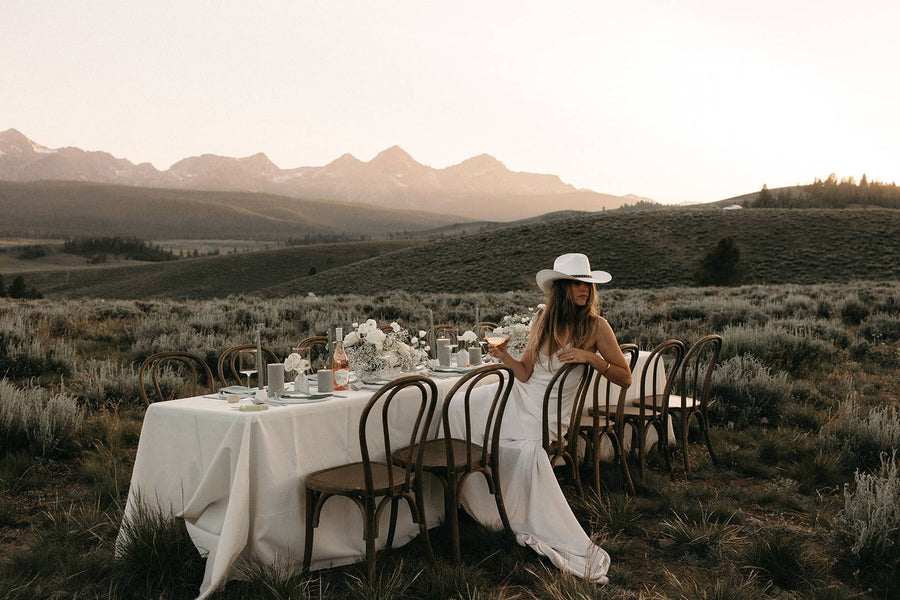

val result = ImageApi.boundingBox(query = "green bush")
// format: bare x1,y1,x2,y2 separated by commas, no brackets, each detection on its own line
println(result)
709,354,792,428
839,453,900,568
720,323,837,373
0,379,83,456
819,393,900,473
859,312,900,343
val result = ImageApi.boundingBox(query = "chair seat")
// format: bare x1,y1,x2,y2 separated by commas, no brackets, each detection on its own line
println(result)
305,461,410,495
593,403,664,419
577,413,613,430
393,439,486,472
629,394,699,411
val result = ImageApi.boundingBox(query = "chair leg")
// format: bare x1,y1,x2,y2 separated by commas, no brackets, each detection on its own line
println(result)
700,412,718,465
570,454,584,496
590,431,603,501
385,497,399,549
302,488,318,572
364,499,377,582
679,413,692,477
636,423,647,480
413,477,435,561
489,462,513,536
610,432,635,495
447,476,461,562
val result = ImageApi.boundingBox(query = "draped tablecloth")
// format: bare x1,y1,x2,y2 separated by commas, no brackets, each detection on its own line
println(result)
118,378,460,600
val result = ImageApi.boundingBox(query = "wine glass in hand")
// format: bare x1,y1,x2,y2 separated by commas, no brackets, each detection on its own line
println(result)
238,350,258,390
484,336,510,363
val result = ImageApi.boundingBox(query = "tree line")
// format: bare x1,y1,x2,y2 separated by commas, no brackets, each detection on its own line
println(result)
751,175,900,209
62,236,179,262
0,274,42,299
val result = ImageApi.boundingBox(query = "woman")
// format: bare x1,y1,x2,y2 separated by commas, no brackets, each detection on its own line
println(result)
448,253,630,583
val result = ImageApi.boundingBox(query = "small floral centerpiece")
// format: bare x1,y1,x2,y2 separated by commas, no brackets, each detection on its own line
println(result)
343,319,430,381
492,305,543,359
283,352,311,392
458,330,478,348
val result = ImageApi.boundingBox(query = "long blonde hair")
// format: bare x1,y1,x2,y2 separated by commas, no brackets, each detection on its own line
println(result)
524,279,601,364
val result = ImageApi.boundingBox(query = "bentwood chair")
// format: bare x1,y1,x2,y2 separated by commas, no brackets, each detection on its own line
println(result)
620,339,685,479
302,375,438,582
296,336,329,373
217,344,279,387
139,351,216,405
577,344,640,497
663,335,723,476
392,364,515,562
542,361,594,496
476,322,499,338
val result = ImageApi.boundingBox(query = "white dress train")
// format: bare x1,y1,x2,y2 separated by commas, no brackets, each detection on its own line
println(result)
445,353,610,583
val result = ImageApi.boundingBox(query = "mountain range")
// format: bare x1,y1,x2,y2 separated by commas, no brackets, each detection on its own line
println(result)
0,129,645,221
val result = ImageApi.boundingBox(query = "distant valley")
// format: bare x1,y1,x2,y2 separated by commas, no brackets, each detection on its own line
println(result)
0,129,644,221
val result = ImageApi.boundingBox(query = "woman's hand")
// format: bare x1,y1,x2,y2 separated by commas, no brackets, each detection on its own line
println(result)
556,347,590,364
488,339,510,360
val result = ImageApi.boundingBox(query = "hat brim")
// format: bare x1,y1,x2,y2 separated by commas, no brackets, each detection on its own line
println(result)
536,269,612,293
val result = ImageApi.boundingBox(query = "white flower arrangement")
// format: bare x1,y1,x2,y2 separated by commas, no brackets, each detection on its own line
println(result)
342,319,429,380
458,330,478,349
492,305,542,359
283,353,310,375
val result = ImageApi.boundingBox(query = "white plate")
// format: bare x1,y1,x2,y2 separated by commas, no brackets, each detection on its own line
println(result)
277,392,333,403
219,385,254,395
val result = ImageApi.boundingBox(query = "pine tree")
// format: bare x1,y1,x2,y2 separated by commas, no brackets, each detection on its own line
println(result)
695,237,745,286
8,275,28,298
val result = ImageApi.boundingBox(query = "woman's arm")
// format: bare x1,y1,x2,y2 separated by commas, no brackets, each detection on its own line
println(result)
557,317,632,388
488,340,535,382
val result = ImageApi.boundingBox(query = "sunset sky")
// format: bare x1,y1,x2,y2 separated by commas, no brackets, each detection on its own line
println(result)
3,0,898,204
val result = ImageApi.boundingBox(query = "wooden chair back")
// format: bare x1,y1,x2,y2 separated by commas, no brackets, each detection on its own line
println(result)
676,334,722,412
217,344,280,387
441,364,515,479
296,336,329,373
542,361,593,494
139,351,216,405
360,375,438,494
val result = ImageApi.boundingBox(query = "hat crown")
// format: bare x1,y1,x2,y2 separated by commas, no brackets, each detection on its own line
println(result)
553,253,592,276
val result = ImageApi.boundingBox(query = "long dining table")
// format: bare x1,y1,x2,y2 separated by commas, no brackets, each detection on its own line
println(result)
118,352,672,599
118,375,463,600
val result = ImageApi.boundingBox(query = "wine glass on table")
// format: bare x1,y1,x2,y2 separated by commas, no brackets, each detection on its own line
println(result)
484,336,510,364
238,350,258,390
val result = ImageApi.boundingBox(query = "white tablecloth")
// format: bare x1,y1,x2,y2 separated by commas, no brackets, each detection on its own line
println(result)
119,377,461,600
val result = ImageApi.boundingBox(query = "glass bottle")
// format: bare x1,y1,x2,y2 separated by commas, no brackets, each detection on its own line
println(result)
332,327,350,391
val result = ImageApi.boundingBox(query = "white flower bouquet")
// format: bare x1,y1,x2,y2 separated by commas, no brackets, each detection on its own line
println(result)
343,319,430,381
492,305,543,359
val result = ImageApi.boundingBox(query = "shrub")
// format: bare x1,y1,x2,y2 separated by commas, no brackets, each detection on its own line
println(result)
720,323,837,373
839,452,900,568
0,379,83,456
819,393,900,473
839,298,869,326
859,312,900,343
709,354,792,428
742,527,817,589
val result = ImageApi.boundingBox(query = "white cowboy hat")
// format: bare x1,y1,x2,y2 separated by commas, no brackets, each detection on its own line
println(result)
535,253,612,293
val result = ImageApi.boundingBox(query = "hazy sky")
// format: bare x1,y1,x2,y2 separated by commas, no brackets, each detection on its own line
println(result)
3,0,898,204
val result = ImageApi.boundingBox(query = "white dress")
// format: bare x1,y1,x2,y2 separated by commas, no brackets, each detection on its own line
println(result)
446,352,611,583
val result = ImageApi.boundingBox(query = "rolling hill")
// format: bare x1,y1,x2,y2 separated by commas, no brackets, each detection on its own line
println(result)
11,207,899,299
0,180,467,240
